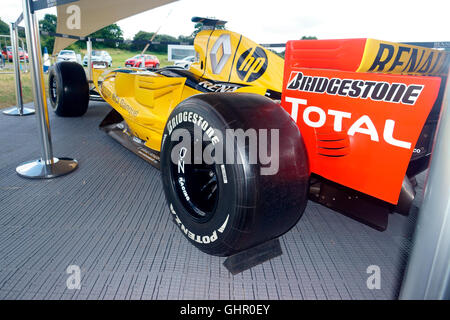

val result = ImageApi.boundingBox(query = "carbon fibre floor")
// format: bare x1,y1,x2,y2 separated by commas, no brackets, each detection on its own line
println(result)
0,102,421,300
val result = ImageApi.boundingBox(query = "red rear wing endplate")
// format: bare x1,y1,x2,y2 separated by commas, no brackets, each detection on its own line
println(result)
281,38,447,204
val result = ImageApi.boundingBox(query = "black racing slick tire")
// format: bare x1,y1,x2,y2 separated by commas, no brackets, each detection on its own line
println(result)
48,61,89,117
160,93,310,256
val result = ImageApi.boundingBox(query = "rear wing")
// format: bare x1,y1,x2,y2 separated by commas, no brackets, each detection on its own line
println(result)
285,38,450,76
191,17,227,30
281,38,449,204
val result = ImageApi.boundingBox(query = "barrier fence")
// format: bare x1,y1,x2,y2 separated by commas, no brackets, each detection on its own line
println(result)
0,35,29,72
13,0,78,178
2,23,34,116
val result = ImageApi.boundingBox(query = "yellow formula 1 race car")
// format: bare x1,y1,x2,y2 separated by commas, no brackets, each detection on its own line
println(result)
48,17,306,258
48,17,448,261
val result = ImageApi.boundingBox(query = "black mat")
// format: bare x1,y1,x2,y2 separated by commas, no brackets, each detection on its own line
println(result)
0,102,421,299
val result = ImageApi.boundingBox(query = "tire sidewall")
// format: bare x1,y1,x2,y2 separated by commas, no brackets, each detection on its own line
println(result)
161,101,247,255
48,62,89,117
160,93,310,257
48,65,64,113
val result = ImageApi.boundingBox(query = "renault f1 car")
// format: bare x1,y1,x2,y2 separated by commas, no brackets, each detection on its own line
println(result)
48,17,449,258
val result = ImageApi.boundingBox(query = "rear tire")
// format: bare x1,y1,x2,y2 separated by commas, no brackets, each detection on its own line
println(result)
48,61,89,117
160,93,310,256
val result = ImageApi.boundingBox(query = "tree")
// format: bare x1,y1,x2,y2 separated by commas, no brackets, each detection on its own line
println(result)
0,18,10,35
39,14,57,53
89,24,123,45
0,18,11,48
131,31,178,53
67,23,125,50
37,14,125,52
0,17,28,47
39,14,57,33
178,35,194,44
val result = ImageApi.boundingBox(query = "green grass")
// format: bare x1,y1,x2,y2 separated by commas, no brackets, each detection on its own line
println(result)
0,48,169,109
0,65,48,109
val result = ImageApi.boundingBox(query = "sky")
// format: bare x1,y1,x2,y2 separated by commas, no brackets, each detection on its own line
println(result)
1,0,449,44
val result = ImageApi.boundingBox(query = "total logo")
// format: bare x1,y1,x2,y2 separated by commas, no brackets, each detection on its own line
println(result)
285,96,412,150
236,47,268,82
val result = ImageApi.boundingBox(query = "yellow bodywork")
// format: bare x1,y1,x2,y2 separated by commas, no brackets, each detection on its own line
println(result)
357,39,449,76
93,29,284,152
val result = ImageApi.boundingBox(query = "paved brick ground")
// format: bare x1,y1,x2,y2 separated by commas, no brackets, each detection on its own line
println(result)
0,102,421,299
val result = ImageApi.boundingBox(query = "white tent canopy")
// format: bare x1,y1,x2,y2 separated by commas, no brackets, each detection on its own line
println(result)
53,0,176,55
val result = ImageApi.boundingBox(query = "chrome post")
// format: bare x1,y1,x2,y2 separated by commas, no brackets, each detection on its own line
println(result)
15,0,78,179
20,38,28,73
399,72,450,299
0,36,4,69
3,22,34,116
87,37,92,83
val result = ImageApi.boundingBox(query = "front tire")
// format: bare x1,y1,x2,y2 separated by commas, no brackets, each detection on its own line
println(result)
48,61,89,117
160,93,310,256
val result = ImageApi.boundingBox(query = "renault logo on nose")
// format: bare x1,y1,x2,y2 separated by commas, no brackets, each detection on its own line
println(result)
236,47,268,82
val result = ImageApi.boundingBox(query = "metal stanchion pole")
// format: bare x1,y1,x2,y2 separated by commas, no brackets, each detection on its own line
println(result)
0,36,5,69
16,0,78,179
141,54,145,69
20,38,28,73
87,37,92,83
3,22,34,116
399,73,450,300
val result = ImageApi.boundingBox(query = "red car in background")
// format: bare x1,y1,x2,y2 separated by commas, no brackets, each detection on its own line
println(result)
125,54,160,68
2,46,29,62
2,46,13,62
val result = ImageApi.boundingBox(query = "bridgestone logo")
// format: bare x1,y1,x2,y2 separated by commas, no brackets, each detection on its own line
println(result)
167,111,220,145
167,112,280,175
287,72,424,105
